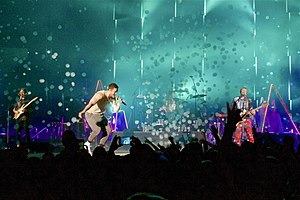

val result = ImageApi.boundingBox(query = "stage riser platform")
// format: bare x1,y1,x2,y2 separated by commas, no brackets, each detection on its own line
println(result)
1,131,299,153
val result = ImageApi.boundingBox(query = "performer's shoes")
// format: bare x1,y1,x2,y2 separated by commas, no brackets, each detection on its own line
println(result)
84,141,92,155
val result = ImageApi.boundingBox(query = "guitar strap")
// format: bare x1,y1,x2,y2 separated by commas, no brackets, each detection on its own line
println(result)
16,101,22,109
16,99,29,112
17,100,24,107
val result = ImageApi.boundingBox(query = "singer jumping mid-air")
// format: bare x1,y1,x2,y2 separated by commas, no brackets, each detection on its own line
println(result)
78,82,123,154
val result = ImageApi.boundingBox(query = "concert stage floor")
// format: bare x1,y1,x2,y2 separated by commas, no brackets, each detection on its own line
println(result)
2,131,300,158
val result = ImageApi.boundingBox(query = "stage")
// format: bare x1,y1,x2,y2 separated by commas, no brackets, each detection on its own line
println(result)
1,129,300,157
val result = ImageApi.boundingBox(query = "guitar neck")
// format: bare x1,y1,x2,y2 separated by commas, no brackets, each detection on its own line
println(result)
251,106,261,112
21,97,38,109
242,104,267,118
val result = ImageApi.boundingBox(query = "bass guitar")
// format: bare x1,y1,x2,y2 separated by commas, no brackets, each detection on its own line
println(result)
13,97,38,119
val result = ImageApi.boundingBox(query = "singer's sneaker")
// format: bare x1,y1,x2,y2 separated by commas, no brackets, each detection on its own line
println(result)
84,141,92,155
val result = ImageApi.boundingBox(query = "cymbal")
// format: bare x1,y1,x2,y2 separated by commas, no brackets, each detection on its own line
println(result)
191,94,206,98
173,89,188,93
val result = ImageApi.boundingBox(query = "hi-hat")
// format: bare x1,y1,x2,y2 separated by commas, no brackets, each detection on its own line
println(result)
191,94,206,98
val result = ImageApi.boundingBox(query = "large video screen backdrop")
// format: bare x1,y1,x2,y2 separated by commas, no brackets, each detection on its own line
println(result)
0,0,299,136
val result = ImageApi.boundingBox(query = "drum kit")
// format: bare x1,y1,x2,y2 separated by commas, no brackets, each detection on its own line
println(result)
144,88,209,129
172,87,227,144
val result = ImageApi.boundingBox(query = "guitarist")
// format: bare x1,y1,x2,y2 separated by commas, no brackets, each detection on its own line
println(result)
13,88,31,147
231,87,256,146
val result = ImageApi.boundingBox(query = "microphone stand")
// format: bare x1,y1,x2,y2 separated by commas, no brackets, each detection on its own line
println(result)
190,76,198,115
6,109,10,148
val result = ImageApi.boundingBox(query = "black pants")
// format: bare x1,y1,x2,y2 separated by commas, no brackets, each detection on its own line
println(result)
16,117,30,144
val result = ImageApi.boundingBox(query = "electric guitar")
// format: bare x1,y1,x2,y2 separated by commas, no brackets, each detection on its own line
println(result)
240,103,268,119
236,103,268,126
13,97,38,119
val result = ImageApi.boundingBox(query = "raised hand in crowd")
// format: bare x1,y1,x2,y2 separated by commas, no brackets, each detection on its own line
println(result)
108,135,122,156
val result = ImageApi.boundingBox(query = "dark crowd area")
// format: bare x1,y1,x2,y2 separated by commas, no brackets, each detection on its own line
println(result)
1,104,300,200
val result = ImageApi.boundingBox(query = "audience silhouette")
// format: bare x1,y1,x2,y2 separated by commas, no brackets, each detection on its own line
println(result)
0,103,299,199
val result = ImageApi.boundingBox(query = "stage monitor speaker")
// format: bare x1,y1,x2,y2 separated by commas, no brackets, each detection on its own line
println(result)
28,142,52,153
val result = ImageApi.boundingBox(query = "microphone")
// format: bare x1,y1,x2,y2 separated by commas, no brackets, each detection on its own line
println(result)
116,97,127,105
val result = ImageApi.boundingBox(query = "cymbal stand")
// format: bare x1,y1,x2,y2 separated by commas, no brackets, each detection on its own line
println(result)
190,76,198,114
